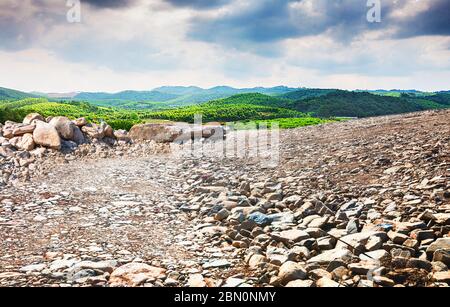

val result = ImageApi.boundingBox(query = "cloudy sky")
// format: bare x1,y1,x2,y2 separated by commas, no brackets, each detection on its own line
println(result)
0,0,449,92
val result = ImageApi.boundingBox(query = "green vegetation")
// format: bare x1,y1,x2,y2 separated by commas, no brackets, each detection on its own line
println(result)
233,117,341,130
1,86,449,131
287,91,450,118
0,87,38,100
277,88,335,100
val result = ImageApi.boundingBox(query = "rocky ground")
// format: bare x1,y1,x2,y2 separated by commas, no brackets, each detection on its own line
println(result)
0,110,449,287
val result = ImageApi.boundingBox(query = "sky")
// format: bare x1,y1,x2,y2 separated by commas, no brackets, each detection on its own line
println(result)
0,0,449,92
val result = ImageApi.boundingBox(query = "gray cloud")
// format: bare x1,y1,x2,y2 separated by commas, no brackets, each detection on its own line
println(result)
394,0,450,38
186,0,396,53
163,0,231,9
187,0,450,49
83,0,136,9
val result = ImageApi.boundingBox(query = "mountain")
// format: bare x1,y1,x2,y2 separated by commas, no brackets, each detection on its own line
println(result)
277,88,336,100
0,87,39,100
153,86,203,96
157,85,298,104
74,90,178,102
69,86,298,107
289,90,450,118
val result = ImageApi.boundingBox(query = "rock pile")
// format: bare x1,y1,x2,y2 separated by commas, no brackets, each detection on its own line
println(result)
0,110,448,287
0,113,224,186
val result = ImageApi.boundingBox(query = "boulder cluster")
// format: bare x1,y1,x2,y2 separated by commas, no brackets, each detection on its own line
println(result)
0,113,130,153
0,113,224,186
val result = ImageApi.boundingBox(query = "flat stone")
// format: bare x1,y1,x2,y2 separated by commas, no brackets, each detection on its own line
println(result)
276,229,310,243
285,279,314,287
19,263,46,273
307,248,353,265
277,261,307,284
203,259,231,269
316,277,340,287
110,263,166,286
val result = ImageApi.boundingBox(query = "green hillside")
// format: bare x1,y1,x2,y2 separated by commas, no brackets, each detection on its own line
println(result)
0,87,38,100
289,91,450,118
277,88,335,100
1,88,449,130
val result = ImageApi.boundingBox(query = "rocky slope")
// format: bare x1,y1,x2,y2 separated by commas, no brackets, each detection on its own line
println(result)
0,110,449,287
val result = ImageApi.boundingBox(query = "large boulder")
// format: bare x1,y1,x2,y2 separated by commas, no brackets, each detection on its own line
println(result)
33,121,61,150
129,124,183,143
100,122,114,138
202,125,226,140
2,122,36,139
72,126,85,145
72,117,87,127
23,113,44,124
49,116,75,140
12,124,35,137
9,133,35,151
114,129,131,142
82,124,105,139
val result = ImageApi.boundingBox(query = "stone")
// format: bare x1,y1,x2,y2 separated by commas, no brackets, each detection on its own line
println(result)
223,277,247,287
82,124,105,139
336,231,387,251
9,133,35,151
309,268,332,280
33,121,61,150
307,248,353,265
12,124,35,137
388,231,409,245
412,230,434,242
403,239,420,250
316,277,340,287
101,122,114,138
276,229,310,243
71,260,117,273
247,212,272,226
365,236,384,251
348,261,379,275
109,263,166,286
19,263,46,273
248,254,267,269
406,258,433,271
72,117,88,127
49,116,76,140
373,276,395,287
214,209,230,221
285,279,314,287
426,238,450,258
187,274,206,287
23,113,44,124
202,259,231,269
359,250,390,261
432,250,450,266
308,216,329,228
432,271,450,283
72,126,85,144
277,261,307,284
129,124,183,143
114,129,131,142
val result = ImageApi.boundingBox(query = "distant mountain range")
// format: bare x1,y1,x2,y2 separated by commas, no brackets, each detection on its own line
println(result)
70,86,299,106
1,85,450,123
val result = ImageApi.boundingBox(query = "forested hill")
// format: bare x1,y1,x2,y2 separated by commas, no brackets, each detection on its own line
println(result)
0,87,38,100
286,91,450,118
